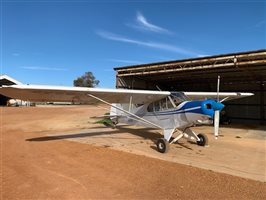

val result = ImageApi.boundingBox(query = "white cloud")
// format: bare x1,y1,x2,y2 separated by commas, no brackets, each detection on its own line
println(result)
197,54,211,58
20,66,68,71
108,59,142,64
96,31,197,56
133,12,172,34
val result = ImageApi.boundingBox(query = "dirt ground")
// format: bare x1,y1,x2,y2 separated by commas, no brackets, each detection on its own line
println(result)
1,105,266,200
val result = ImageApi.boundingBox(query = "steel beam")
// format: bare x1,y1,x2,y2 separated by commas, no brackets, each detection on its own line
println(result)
260,82,265,125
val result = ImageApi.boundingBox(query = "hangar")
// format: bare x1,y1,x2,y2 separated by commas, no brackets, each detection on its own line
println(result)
114,49,266,125
0,75,22,105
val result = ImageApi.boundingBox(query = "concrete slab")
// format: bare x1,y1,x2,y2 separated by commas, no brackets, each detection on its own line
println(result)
46,123,266,182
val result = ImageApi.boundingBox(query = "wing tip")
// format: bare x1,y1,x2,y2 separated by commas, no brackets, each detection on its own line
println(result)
239,92,254,96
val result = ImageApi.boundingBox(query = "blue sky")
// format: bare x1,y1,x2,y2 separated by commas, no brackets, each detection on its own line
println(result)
1,0,265,88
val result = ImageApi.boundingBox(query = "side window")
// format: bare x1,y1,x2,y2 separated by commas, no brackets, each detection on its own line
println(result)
154,101,160,112
166,98,174,109
147,101,161,112
147,97,176,113
147,103,153,112
173,98,182,106
147,98,172,112
161,98,167,110
161,97,173,110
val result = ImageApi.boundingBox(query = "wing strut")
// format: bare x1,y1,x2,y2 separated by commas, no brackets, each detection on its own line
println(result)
87,94,163,129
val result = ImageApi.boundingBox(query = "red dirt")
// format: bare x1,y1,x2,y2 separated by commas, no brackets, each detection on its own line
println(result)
1,106,266,199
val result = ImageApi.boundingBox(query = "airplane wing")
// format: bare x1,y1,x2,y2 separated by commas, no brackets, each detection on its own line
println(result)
183,92,253,102
0,84,170,104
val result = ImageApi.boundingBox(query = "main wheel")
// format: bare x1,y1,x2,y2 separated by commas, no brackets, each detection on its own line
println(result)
156,138,169,153
197,133,208,146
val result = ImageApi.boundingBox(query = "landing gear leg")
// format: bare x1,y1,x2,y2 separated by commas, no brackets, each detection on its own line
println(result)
156,128,175,153
183,128,209,147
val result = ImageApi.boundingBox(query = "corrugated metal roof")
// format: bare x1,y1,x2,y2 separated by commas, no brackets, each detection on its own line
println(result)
114,49,266,70
114,49,266,86
0,75,22,86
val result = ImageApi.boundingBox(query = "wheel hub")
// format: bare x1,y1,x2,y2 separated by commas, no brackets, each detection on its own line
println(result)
158,143,164,149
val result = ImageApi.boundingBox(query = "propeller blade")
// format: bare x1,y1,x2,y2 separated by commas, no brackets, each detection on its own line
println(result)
217,75,220,101
214,110,220,139
215,75,221,138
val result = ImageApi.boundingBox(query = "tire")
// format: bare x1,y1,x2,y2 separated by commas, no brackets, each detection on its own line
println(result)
111,119,118,125
197,133,208,146
156,138,169,153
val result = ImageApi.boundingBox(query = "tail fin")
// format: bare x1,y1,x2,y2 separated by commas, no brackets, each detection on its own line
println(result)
110,103,122,124
110,103,120,116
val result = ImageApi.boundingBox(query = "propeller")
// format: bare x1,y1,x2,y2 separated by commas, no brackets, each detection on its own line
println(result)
214,76,220,139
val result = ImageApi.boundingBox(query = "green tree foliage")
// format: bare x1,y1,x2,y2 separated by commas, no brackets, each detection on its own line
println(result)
73,71,100,87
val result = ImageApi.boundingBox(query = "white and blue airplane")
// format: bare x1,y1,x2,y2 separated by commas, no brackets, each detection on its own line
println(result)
0,83,253,153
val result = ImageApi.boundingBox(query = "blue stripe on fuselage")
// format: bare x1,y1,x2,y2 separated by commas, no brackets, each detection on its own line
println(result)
145,100,215,118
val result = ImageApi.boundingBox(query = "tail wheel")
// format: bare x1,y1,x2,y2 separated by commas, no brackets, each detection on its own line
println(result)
197,133,208,146
156,138,169,153
111,118,118,128
111,118,118,125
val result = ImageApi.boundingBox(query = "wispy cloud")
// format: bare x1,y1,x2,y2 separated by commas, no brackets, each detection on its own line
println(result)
20,66,68,71
255,20,265,28
96,31,197,56
197,54,211,58
12,53,20,56
108,59,142,64
128,12,172,35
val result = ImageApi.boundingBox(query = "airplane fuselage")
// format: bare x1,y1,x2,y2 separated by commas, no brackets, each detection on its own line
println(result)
115,99,224,131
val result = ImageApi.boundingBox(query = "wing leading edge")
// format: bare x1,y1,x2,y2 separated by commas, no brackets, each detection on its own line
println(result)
184,92,254,102
0,84,253,104
0,84,170,104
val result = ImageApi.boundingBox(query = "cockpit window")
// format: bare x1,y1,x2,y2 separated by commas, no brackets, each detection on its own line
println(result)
171,92,189,106
147,92,189,113
147,97,176,112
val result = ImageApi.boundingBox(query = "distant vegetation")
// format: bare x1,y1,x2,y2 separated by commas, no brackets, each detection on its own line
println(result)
73,71,99,87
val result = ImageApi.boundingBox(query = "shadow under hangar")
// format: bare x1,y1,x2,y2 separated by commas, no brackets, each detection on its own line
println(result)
0,75,22,105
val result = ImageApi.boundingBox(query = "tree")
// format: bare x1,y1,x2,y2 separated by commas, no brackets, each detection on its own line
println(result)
73,71,99,87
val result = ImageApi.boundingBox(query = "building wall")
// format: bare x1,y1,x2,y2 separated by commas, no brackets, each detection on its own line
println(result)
225,92,264,124
221,82,265,125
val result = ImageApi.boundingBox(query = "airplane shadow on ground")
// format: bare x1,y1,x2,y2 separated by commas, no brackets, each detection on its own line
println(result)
26,125,194,151
26,125,160,143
